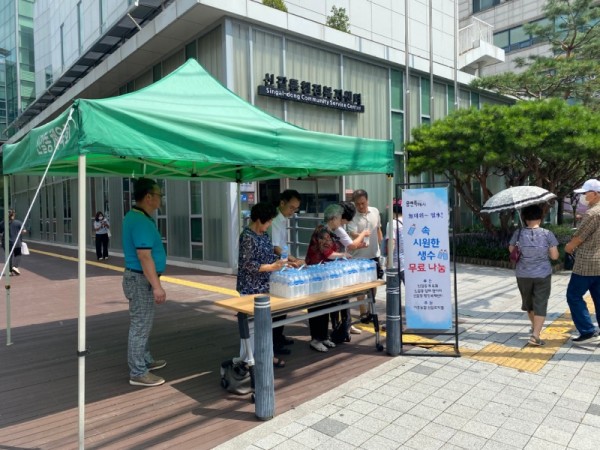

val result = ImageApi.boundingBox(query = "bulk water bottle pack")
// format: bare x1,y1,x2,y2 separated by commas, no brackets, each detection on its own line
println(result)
270,259,377,298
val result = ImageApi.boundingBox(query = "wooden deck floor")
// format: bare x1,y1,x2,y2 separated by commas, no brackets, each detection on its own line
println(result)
0,243,392,449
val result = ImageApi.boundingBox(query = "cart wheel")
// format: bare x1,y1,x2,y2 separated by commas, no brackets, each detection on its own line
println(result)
221,378,228,389
376,344,384,352
251,393,255,403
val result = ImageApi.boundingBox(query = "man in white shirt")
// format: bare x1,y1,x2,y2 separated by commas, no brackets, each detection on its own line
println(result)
347,189,383,322
268,189,302,353
270,189,302,266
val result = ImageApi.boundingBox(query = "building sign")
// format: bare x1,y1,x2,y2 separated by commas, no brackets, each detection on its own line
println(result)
258,73,365,113
403,187,452,330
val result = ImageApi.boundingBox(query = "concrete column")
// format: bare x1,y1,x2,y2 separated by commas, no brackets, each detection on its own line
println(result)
254,295,274,420
386,269,401,356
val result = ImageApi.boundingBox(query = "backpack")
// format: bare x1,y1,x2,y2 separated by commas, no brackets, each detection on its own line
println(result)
220,358,253,395
330,309,352,344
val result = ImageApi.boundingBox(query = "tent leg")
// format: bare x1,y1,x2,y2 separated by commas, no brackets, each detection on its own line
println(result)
78,155,87,450
3,176,11,346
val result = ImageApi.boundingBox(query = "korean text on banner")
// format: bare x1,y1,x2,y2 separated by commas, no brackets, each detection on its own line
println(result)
403,188,452,330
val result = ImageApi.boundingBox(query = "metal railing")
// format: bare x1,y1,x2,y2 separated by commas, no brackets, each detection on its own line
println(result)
458,16,494,55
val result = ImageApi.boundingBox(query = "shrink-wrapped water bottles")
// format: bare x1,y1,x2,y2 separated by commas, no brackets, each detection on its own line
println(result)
271,259,377,298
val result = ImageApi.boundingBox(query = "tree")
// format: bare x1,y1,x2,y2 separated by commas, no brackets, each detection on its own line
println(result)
406,99,600,231
471,0,600,111
262,0,287,13
326,6,350,33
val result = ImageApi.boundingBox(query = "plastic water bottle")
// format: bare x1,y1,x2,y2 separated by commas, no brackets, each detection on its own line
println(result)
270,271,281,297
280,245,289,262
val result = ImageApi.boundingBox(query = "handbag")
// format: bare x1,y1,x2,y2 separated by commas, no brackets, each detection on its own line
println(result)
509,229,522,264
21,242,30,256
564,252,575,271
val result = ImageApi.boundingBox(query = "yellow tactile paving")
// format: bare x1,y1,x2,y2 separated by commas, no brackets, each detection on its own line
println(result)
355,297,596,373
29,248,240,297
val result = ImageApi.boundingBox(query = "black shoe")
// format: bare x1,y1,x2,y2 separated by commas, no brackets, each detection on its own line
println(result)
360,313,373,324
273,345,291,355
572,332,600,343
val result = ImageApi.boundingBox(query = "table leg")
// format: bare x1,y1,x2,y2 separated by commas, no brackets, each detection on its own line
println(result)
237,312,255,391
367,288,383,351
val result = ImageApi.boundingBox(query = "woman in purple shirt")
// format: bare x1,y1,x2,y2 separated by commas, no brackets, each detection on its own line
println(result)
509,204,559,346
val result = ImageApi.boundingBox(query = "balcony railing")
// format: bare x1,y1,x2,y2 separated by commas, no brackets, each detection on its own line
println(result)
459,16,494,54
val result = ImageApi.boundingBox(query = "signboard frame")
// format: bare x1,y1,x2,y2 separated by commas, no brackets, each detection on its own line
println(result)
392,181,460,357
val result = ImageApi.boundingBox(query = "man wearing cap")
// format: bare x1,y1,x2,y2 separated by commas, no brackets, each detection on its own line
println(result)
564,178,600,343
122,178,168,386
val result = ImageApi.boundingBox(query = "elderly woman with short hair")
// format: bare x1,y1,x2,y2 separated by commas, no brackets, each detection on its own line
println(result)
305,204,351,352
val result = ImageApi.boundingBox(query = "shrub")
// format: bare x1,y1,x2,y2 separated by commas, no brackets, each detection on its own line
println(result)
262,0,287,13
326,6,350,33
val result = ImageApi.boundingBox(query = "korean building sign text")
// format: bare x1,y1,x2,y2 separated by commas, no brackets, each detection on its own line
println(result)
258,73,365,113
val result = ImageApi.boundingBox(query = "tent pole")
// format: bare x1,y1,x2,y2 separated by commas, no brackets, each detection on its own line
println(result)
77,155,87,449
3,176,12,346
387,174,394,269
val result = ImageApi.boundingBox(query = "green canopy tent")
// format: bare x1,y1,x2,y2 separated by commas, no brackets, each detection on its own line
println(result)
2,58,394,448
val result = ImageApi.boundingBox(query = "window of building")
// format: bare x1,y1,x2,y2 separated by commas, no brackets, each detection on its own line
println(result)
60,23,65,68
190,181,203,260
63,180,72,243
99,0,107,33
77,1,83,55
473,0,500,14
495,18,553,53
45,65,53,88
156,179,167,254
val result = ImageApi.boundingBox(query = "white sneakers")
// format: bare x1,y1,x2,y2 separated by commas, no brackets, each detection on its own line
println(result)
310,339,337,352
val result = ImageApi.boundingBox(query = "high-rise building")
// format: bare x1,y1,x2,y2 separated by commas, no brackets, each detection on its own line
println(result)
4,0,509,272
0,0,35,143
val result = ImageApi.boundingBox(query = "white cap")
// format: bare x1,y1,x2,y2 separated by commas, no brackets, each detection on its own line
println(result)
574,179,600,193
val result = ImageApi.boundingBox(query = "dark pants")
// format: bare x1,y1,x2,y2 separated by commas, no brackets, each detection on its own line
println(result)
2,241,21,271
272,316,286,347
95,233,109,259
308,306,330,341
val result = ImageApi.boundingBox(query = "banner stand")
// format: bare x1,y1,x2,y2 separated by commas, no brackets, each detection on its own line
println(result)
394,181,460,357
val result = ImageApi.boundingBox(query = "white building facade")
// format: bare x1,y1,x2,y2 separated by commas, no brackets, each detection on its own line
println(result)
6,0,508,272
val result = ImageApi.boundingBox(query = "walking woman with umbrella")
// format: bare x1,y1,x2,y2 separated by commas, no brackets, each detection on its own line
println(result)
482,186,559,346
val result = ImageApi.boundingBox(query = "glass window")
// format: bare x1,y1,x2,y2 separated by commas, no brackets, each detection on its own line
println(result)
392,112,403,155
473,0,500,13
471,92,480,109
190,181,202,214
77,1,83,54
191,218,203,242
433,82,447,120
494,30,509,50
391,70,403,111
510,26,530,50
152,63,162,82
185,41,197,61
421,78,430,117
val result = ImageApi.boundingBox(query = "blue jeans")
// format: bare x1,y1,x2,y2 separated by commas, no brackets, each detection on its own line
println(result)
566,273,600,335
123,271,156,377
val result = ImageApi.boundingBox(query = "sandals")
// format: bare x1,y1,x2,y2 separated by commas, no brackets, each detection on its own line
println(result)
528,335,545,346
273,357,285,368
310,339,328,352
